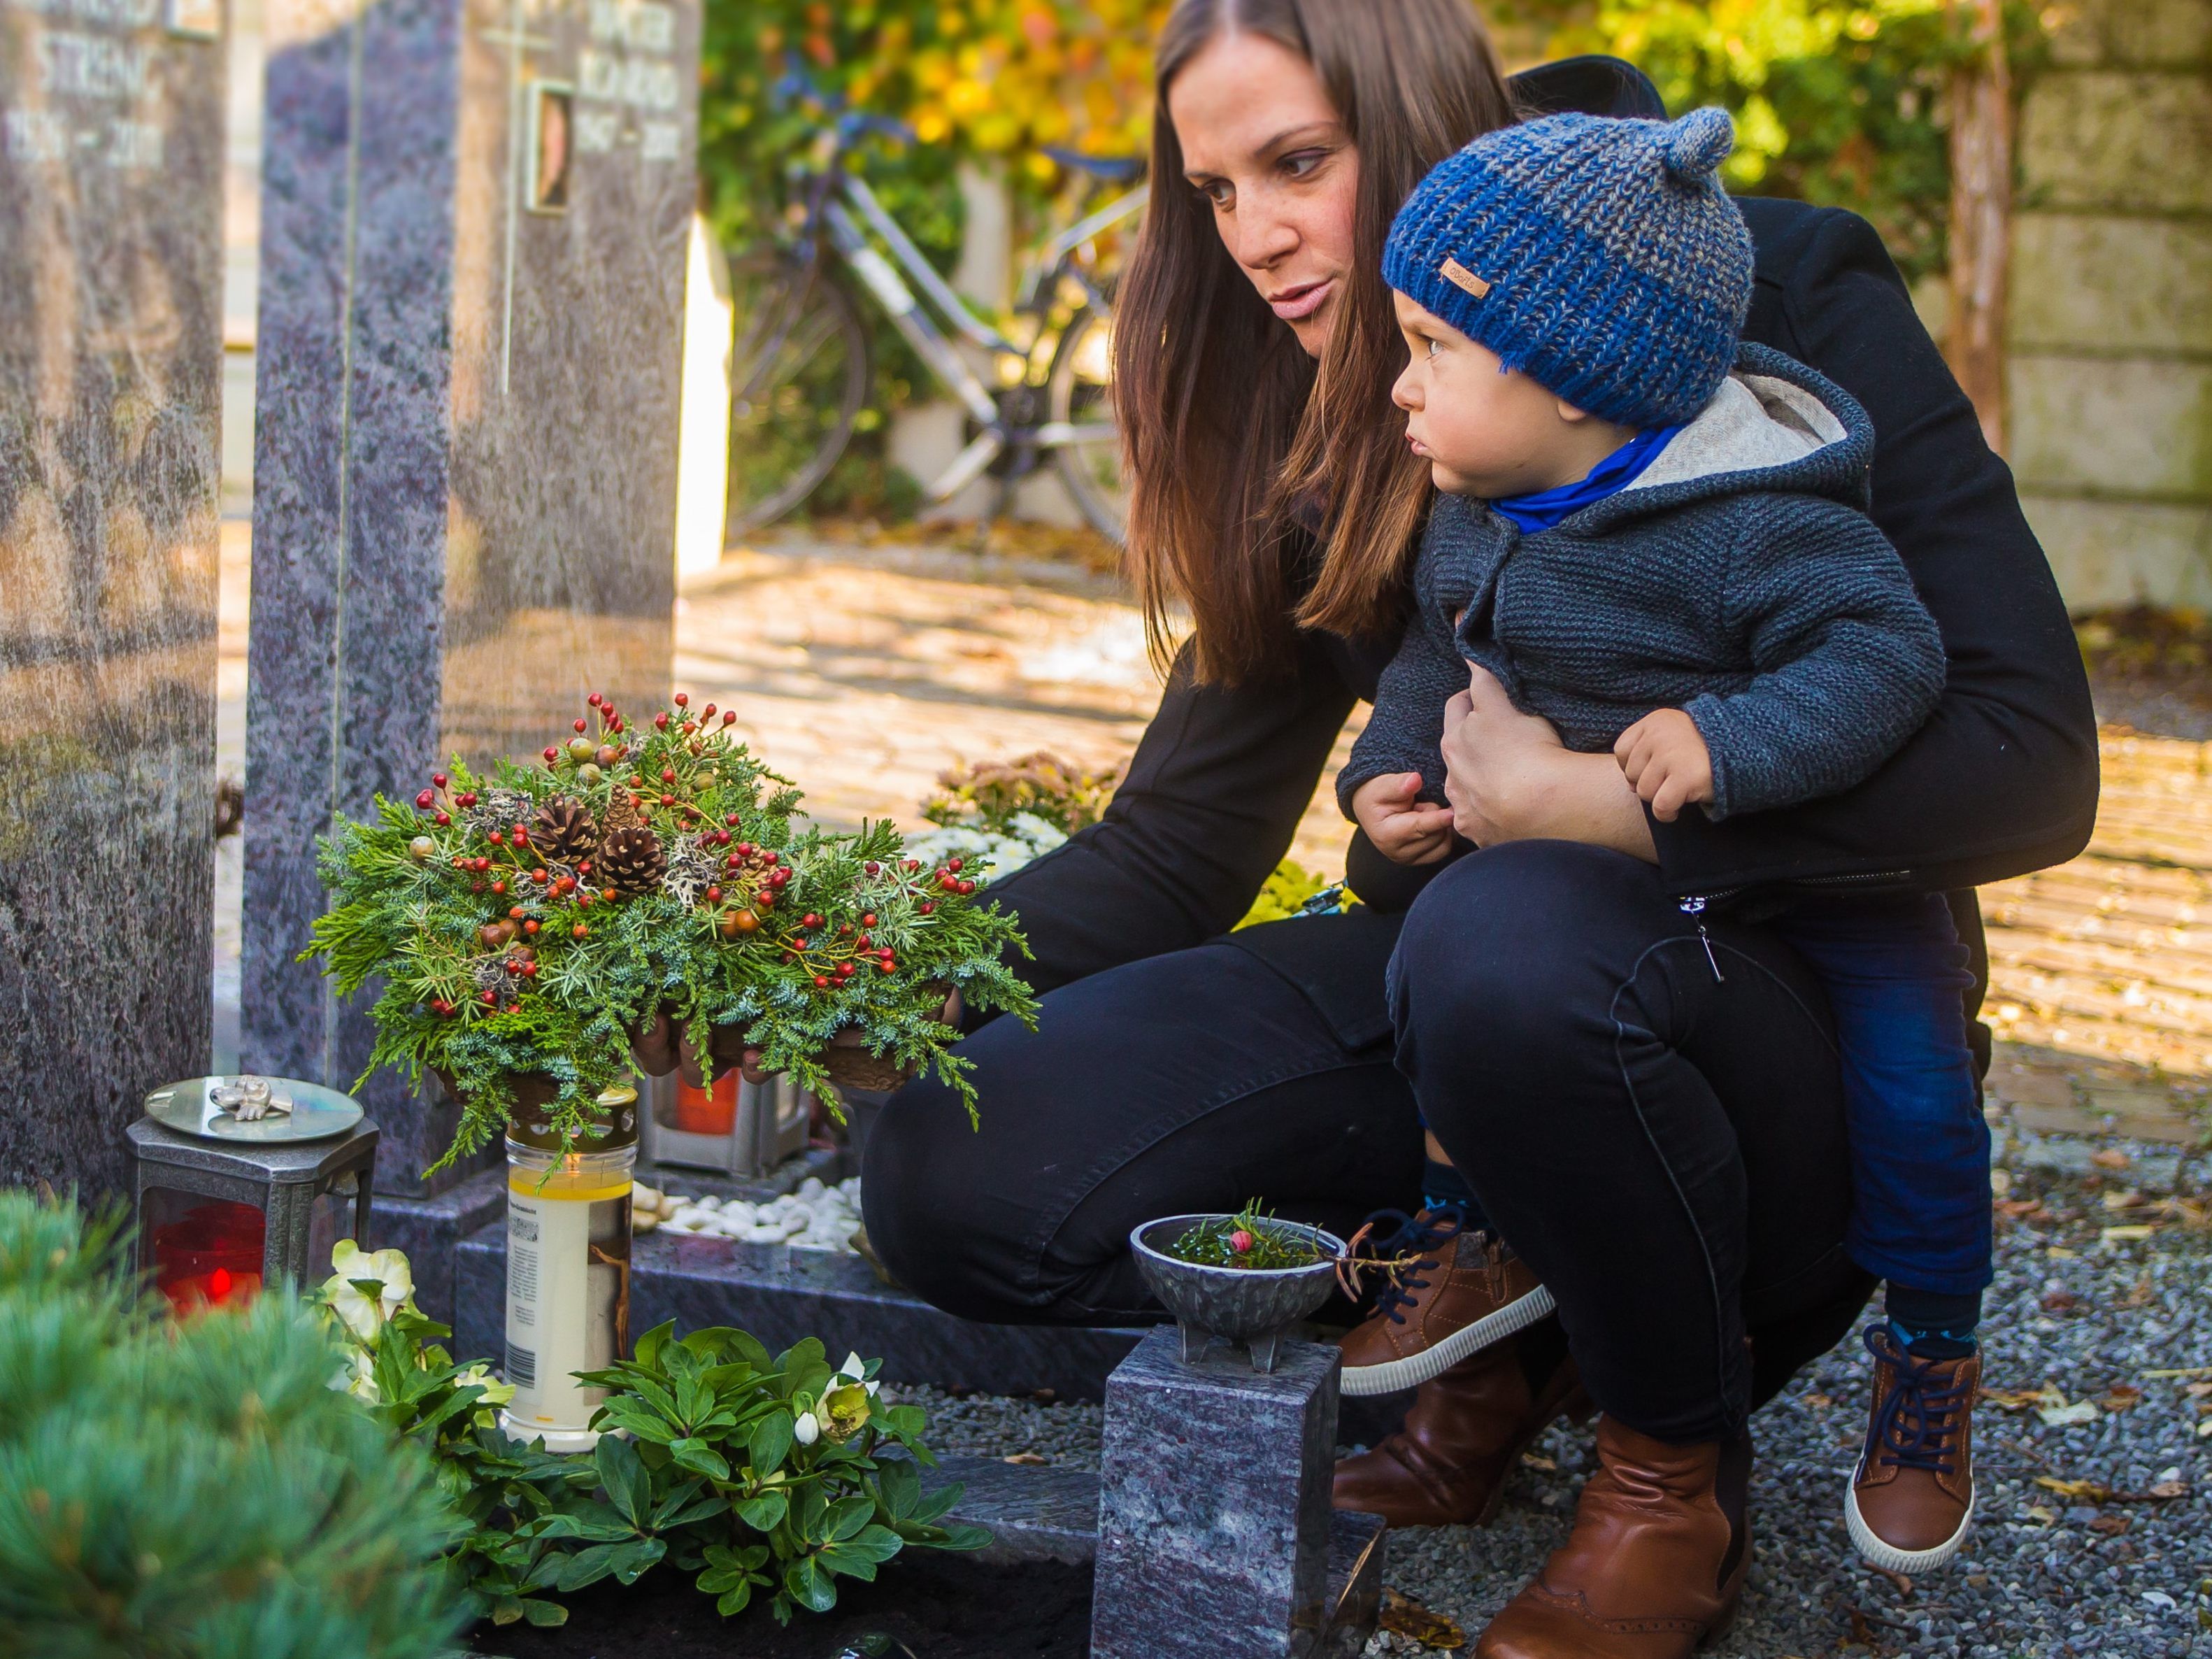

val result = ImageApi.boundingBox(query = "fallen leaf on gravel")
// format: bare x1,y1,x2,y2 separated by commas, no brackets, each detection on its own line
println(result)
1871,1566,1913,1596
2097,1385,2143,1413
1982,1385,2064,1412
2047,1246,2079,1260
2039,1400,2100,1427
1803,1393,1834,1409
2196,1417,2212,1438
1001,1452,1048,1465
2102,1225,2158,1244
2041,1288,2081,1313
1378,1589,1466,1649
1520,1453,1557,1471
2025,1504,2060,1524
2148,1481,2190,1500
2092,1148,2132,1169
2101,1188,2146,1210
2089,1514,2130,1536
2181,1381,2212,1397
2037,1476,2113,1502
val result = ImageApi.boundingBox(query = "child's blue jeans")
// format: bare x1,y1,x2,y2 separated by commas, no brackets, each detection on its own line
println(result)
1775,892,1990,1297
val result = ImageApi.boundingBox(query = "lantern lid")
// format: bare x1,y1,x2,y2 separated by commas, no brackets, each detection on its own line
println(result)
505,1083,641,1153
143,1076,366,1143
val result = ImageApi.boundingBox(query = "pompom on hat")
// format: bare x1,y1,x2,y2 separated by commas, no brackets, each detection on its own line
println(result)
1383,107,1755,431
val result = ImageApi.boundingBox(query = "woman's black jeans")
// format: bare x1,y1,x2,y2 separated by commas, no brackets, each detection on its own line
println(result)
864,840,1872,1441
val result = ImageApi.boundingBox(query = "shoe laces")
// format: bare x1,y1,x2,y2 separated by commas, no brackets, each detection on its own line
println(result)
1347,1206,1467,1325
1863,1324,1970,1477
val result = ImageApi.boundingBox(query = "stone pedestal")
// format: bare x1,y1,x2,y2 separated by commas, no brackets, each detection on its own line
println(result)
0,0,225,1195
240,0,699,1197
1092,1329,1343,1659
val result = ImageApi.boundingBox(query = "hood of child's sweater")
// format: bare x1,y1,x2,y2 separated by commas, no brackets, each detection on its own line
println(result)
1553,341,1874,534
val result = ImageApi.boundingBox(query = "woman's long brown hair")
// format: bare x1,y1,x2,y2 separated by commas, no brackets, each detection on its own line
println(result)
1115,0,1515,685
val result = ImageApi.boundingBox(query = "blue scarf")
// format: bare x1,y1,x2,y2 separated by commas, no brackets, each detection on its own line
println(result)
1489,423,1683,533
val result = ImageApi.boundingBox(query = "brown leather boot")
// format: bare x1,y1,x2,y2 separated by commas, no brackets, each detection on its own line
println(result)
1476,1417,1752,1659
1846,1324,1978,1572
1337,1209,1555,1397
1332,1322,1590,1528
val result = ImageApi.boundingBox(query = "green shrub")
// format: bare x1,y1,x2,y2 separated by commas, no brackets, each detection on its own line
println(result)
0,1192,468,1659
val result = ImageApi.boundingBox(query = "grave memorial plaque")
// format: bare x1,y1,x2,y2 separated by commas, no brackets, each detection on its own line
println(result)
0,0,224,1194
241,0,697,1197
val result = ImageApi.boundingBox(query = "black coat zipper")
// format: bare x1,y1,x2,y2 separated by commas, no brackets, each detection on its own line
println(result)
1676,869,1918,983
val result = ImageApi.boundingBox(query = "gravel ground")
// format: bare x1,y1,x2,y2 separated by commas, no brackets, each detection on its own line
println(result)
892,1126,2212,1657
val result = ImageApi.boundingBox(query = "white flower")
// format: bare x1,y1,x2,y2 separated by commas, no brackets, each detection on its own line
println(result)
1006,813,1068,853
792,1411,821,1446
834,1351,882,1397
321,1240,416,1342
341,1346,380,1404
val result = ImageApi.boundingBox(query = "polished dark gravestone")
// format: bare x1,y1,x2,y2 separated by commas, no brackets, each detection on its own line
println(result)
240,0,699,1209
0,0,224,1195
1092,1329,1362,1659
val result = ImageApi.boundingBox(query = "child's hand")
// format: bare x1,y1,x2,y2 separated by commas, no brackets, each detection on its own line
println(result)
1613,710,1715,823
1352,772,1457,865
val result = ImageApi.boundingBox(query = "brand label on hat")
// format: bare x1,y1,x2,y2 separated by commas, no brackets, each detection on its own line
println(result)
1439,257,1492,299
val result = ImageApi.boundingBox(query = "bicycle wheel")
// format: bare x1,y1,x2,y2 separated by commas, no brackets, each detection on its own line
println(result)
1046,303,1127,546
724,248,872,539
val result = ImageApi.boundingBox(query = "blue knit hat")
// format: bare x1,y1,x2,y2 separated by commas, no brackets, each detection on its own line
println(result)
1383,108,1754,431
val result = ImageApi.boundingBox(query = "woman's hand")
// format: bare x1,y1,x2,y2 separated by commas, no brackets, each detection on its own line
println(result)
1440,666,1657,862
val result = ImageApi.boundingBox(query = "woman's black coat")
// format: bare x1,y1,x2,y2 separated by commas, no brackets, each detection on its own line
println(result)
980,59,2099,1057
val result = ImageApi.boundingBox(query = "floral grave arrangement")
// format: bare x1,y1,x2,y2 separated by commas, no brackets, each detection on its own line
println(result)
1165,1201,1325,1272
304,691,1037,1167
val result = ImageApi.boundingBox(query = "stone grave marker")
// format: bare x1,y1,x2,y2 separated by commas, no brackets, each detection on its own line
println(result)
240,0,698,1234
1,0,225,1195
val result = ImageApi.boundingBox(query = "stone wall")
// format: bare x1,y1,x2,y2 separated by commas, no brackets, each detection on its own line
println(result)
2013,0,2212,610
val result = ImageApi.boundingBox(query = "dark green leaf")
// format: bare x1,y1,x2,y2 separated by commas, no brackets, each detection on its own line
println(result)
749,1410,793,1472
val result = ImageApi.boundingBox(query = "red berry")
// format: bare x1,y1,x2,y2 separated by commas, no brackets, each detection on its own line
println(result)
435,811,450,825
573,923,590,939
432,772,448,788
761,850,778,865
492,880,507,895
556,876,576,892
608,718,623,733
1231,1230,1255,1254
877,960,894,974
794,936,811,950
836,962,855,978
415,789,436,809
803,913,822,928
471,880,485,892
513,825,529,843
488,830,504,845
655,711,670,729
589,692,603,706
508,905,525,920
473,857,491,871
959,879,976,895
673,692,688,707
661,768,676,783
918,902,934,915
727,855,741,869
574,718,587,732
522,961,538,976
480,989,498,1006
707,885,722,903
856,934,871,949
947,857,964,874
543,746,559,762
862,913,877,927
727,814,741,827
523,920,539,935
715,830,731,846
864,862,879,876
813,975,829,990
771,870,790,888
531,868,548,883
757,892,775,910
576,892,592,907
904,859,920,873
722,711,736,727
659,794,674,807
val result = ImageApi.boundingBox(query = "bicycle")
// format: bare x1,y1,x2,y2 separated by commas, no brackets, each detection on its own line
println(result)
722,95,1146,546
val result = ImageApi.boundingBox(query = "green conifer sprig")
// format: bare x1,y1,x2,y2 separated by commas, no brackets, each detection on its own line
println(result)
303,692,1035,1168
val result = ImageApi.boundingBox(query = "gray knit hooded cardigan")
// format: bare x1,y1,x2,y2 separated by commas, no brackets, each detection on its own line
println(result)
1339,343,1947,825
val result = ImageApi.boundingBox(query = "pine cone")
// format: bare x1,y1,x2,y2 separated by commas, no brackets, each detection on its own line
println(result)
531,795,597,861
597,825,666,895
601,790,643,836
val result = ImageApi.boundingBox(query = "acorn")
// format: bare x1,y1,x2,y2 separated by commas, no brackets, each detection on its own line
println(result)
718,909,760,939
595,743,622,767
408,835,436,861
568,735,597,761
478,920,518,950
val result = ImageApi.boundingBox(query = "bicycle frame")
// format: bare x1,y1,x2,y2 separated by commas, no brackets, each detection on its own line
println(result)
814,166,1145,502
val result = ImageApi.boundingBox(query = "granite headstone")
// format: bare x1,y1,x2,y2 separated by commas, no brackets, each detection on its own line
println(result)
0,0,224,1195
240,0,697,1199
1092,1328,1346,1659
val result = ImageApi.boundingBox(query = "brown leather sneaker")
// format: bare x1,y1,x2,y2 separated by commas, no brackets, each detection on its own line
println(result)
1846,1324,1978,1572
1338,1209,1556,1396
1332,1320,1590,1529
1476,1418,1753,1659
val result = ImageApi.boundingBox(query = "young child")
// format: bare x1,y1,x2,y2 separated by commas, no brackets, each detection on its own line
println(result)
1334,107,1988,1573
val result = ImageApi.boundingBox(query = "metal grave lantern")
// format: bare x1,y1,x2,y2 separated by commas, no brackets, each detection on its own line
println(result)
641,1069,812,1176
129,1076,378,1315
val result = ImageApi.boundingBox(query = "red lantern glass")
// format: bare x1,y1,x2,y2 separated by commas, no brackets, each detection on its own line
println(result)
670,1070,738,1134
150,1198,267,1313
